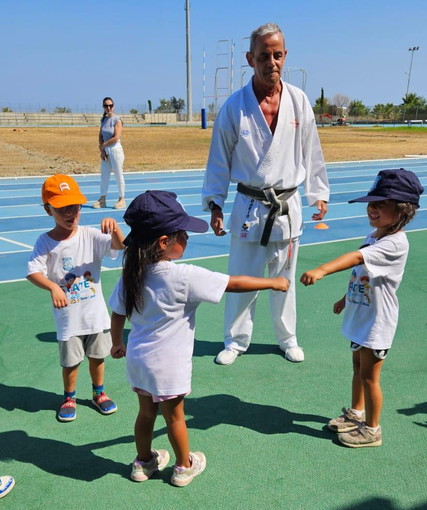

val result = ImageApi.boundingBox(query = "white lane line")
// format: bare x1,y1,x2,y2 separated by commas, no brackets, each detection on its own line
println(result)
0,236,34,249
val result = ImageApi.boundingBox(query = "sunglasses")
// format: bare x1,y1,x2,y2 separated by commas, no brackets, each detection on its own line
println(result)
49,204,82,216
103,104,114,108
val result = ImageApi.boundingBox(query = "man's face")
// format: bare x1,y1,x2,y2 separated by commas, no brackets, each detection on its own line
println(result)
246,32,287,88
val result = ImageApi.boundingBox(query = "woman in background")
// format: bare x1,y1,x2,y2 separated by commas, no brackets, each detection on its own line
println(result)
93,97,126,209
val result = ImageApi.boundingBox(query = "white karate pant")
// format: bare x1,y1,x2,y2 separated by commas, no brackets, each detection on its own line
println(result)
224,235,300,353
100,143,125,198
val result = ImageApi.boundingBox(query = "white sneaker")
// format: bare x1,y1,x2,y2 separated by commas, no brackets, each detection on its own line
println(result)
171,451,206,487
130,449,170,482
0,476,15,499
284,346,304,362
215,348,240,365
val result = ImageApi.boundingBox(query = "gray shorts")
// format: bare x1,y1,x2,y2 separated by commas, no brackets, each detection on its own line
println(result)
59,331,112,368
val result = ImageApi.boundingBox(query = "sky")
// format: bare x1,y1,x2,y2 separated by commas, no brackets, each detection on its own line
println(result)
1,0,426,113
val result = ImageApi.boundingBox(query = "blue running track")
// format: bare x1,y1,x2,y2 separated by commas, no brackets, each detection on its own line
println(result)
1,158,426,282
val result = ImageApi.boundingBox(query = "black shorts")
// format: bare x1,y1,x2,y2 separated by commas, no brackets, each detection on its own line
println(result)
350,341,389,360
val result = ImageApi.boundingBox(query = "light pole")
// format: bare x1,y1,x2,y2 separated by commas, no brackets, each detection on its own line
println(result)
405,46,419,97
185,0,192,123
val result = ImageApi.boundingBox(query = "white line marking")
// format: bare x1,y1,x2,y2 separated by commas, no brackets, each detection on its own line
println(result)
0,236,34,249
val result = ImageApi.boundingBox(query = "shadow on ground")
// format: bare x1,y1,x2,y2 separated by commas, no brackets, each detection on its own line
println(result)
0,383,96,413
194,338,283,358
152,393,332,440
397,401,427,428
331,497,427,510
0,430,133,481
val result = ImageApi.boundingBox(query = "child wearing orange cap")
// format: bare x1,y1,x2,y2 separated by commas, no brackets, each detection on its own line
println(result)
27,174,125,422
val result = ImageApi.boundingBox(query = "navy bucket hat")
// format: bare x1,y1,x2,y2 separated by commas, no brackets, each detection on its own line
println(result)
123,190,208,245
348,168,424,208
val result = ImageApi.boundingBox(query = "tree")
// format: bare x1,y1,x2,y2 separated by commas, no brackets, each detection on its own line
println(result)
154,97,185,113
329,94,350,117
401,93,426,108
332,94,350,108
2,107,13,112
54,106,71,113
348,99,369,117
400,93,427,120
170,96,185,113
155,98,173,113
370,103,398,120
129,108,138,114
313,93,329,114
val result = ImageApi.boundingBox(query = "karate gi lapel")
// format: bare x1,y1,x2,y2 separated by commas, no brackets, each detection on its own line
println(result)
253,80,289,183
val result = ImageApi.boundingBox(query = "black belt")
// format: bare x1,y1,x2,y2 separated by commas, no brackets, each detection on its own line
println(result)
237,183,297,246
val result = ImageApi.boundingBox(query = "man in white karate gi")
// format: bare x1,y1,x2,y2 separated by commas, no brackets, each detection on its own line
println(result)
202,22,329,365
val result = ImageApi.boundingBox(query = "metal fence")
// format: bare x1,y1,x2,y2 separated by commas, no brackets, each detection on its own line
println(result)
315,106,427,126
1,106,426,127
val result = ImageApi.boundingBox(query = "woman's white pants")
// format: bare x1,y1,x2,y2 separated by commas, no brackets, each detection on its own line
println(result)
100,143,125,197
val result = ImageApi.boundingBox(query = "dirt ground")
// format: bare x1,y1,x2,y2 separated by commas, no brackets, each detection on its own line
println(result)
0,126,426,177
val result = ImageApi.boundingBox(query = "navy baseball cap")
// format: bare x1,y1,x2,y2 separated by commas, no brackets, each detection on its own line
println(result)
123,190,208,245
348,168,424,208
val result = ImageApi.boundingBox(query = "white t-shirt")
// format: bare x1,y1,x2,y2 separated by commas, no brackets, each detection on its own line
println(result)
27,226,118,341
109,261,229,395
342,231,409,349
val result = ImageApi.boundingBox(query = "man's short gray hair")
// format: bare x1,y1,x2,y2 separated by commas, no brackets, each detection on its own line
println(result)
249,23,284,53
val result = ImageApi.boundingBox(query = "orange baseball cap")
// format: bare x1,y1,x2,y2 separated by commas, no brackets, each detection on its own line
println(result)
42,174,87,207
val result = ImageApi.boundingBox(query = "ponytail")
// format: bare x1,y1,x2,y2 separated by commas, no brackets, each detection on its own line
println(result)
386,202,417,235
122,232,180,317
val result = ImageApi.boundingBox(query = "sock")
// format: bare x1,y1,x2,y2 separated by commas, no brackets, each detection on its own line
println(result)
64,390,76,400
92,384,104,398
138,453,154,465
365,425,379,433
351,408,365,419
175,457,192,471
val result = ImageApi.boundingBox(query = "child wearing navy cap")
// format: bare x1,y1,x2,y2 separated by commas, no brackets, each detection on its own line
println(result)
109,190,289,486
300,168,424,447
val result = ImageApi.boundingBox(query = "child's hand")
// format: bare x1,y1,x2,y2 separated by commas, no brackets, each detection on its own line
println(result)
101,218,119,234
111,344,126,359
273,277,289,292
51,285,68,308
300,269,326,286
333,296,346,314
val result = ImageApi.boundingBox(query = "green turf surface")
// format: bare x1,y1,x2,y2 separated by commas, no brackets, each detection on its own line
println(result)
1,232,426,509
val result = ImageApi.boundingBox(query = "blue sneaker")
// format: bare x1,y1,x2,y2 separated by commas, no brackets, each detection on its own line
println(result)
92,392,117,415
0,476,15,498
58,397,77,422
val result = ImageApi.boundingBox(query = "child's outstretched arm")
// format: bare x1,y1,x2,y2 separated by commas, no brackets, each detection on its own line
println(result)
226,275,289,293
27,272,68,308
101,218,125,250
300,251,364,286
110,311,127,358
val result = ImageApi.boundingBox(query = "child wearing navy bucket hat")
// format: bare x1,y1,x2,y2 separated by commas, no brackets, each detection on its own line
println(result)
300,168,424,448
109,190,289,486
